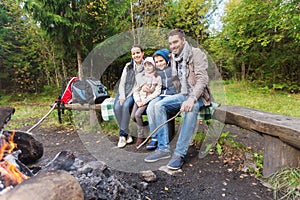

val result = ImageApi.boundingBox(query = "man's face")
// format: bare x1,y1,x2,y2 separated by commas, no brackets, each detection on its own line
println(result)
168,35,185,55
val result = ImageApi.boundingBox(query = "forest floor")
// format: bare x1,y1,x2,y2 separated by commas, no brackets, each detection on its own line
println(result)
22,123,275,200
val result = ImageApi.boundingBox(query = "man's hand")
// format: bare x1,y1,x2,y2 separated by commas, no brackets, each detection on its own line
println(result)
119,99,125,106
180,97,196,112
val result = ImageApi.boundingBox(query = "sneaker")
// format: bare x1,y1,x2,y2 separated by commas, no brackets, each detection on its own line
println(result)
167,155,185,170
144,150,171,163
146,140,158,150
117,136,127,148
126,135,133,144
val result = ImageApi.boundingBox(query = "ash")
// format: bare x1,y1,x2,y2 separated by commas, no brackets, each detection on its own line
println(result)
68,158,142,200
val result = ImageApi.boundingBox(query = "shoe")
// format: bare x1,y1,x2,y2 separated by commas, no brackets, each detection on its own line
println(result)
126,135,133,144
144,150,171,163
117,136,127,148
135,137,144,148
167,155,184,170
146,140,158,150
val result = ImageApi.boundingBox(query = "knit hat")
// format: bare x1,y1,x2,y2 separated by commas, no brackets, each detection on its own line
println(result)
144,57,155,67
153,49,170,63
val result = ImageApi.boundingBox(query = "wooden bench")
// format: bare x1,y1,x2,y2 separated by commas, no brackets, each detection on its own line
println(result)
213,105,300,177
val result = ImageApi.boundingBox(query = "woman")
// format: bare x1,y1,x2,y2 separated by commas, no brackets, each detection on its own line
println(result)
114,45,144,148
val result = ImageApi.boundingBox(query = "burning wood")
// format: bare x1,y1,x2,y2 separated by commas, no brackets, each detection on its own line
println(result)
0,131,29,193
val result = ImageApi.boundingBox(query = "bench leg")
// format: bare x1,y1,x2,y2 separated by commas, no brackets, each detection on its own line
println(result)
263,134,300,177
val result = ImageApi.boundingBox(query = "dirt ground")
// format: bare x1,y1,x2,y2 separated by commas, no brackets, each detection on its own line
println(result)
22,123,274,200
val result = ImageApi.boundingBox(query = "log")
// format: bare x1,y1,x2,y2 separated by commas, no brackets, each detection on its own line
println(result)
263,135,300,177
0,170,84,200
213,105,300,149
4,130,43,165
0,106,15,130
54,103,101,111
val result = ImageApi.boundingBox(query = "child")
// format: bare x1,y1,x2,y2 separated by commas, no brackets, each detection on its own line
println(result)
131,57,162,148
146,49,176,150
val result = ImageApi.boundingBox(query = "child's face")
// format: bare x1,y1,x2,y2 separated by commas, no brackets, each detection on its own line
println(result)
144,62,155,73
154,55,167,70
131,47,144,64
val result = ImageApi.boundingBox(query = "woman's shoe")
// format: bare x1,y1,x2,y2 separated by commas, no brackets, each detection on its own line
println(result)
117,136,127,148
126,135,133,144
146,140,158,150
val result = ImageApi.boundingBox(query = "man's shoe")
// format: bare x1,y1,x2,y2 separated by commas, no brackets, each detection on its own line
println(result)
126,135,133,144
146,140,158,150
117,136,127,148
167,155,184,170
144,150,170,163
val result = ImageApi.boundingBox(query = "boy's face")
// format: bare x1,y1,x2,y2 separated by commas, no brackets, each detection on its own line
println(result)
168,34,185,55
144,62,155,73
154,55,167,70
131,47,144,64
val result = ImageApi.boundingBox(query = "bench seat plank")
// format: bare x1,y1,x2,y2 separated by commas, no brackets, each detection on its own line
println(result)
213,105,300,149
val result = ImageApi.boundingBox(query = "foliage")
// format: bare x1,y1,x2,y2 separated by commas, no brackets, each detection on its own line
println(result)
205,0,300,92
262,168,300,200
0,0,57,93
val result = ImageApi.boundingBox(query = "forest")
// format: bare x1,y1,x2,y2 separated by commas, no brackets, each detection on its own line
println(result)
0,0,299,93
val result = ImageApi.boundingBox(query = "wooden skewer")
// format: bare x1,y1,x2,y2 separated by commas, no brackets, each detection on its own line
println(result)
136,110,181,150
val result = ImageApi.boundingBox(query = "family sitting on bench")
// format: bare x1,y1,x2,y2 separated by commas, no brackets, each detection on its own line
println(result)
113,29,212,170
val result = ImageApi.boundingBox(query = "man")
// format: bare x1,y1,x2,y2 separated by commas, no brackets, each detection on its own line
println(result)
144,29,212,170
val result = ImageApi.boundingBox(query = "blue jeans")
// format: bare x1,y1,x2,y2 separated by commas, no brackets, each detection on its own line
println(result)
152,94,203,157
113,95,134,136
146,96,165,140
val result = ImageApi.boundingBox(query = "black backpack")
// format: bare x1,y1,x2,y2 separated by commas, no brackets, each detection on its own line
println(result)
72,77,110,105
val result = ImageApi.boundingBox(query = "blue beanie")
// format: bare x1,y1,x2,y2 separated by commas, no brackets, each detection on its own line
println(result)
153,49,170,63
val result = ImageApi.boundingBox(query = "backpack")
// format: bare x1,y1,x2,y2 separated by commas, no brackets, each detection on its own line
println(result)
60,77,79,104
72,77,110,105
56,77,109,123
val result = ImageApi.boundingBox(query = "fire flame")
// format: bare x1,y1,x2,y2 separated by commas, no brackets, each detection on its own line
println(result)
0,131,28,187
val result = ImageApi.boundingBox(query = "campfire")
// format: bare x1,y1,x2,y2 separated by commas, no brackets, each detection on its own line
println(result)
0,130,29,193
0,106,146,199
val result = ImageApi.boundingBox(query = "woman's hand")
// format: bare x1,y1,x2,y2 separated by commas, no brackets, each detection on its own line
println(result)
142,85,150,93
119,99,125,106
137,102,144,107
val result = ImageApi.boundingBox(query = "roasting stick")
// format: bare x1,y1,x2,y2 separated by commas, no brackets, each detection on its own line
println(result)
136,110,181,150
26,102,57,133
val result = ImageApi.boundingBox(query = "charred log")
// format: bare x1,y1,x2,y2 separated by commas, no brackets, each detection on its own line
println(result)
3,131,43,165
0,106,15,130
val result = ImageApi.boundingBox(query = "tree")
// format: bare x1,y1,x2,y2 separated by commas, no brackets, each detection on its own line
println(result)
207,0,300,91
0,0,57,92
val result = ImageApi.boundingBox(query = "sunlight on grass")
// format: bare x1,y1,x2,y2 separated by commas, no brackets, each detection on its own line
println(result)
224,81,300,117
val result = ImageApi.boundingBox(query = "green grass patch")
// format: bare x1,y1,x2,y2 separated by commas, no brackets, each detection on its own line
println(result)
224,81,300,117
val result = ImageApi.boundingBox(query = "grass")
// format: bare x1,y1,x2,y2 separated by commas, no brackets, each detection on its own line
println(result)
224,81,300,117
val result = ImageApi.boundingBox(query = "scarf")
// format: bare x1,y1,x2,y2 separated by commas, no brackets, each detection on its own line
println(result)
171,41,191,94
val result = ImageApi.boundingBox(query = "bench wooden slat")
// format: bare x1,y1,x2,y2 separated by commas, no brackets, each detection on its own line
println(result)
55,103,101,111
213,105,300,149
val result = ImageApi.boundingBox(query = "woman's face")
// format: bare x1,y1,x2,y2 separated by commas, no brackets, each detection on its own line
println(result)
131,47,144,64
154,55,167,70
144,62,155,73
